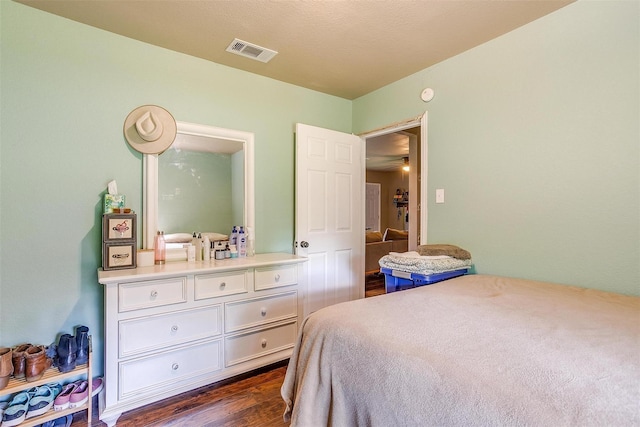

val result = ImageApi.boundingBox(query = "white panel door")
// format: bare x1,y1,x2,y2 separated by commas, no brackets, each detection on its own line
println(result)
295,123,363,316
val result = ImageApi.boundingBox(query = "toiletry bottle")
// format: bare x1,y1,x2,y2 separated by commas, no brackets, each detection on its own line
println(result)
203,235,211,262
238,226,247,257
154,231,166,265
225,243,231,259
187,244,196,262
230,226,238,246
246,226,255,257
196,233,203,261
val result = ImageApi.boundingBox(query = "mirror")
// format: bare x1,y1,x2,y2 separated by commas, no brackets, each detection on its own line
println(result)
143,121,254,253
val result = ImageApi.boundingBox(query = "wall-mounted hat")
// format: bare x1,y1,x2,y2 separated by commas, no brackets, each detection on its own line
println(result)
123,105,177,154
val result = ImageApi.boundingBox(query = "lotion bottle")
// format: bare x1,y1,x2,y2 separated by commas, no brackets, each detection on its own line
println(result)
238,226,247,257
203,235,211,262
154,231,166,265
230,226,238,246
246,226,255,257
195,233,203,261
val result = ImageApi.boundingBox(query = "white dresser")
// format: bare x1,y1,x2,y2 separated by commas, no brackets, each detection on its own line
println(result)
97,253,307,427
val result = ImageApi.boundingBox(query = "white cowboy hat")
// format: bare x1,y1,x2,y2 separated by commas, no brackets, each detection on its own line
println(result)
123,105,177,154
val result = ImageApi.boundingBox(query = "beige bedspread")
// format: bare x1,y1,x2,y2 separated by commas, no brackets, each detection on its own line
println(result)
281,275,640,426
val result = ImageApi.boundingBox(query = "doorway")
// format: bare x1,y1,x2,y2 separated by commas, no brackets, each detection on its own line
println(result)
362,113,428,297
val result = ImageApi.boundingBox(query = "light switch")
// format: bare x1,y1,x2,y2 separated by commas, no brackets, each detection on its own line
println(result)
436,189,445,204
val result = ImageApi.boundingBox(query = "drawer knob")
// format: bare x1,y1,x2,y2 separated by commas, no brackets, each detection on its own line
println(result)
172,363,179,371
261,308,267,316
220,282,226,288
171,325,179,332
275,274,281,282
261,339,267,348
150,290,158,298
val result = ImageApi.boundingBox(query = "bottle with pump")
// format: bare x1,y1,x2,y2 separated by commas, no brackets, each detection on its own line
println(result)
191,232,199,261
238,226,247,257
154,231,166,265
230,226,238,246
224,243,231,259
195,233,203,261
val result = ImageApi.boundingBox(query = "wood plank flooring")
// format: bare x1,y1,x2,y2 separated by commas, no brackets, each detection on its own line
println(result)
67,277,382,426
71,361,290,427
365,272,386,297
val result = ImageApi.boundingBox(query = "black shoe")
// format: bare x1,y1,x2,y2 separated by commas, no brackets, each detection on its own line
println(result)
75,326,89,365
56,334,77,373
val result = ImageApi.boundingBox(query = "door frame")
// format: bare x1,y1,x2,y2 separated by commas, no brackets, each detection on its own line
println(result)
360,112,428,246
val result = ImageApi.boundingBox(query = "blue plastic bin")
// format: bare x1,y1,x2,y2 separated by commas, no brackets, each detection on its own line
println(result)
381,267,468,293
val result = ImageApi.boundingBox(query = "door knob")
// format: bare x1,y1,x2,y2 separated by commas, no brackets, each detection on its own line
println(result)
300,241,309,248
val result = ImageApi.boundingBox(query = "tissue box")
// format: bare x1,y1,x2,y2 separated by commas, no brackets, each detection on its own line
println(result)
104,194,125,214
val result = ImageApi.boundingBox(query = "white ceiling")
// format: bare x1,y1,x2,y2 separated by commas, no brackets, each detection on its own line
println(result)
16,0,573,100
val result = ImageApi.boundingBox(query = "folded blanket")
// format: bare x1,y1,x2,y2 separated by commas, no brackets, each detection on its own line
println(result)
416,244,471,260
379,252,472,274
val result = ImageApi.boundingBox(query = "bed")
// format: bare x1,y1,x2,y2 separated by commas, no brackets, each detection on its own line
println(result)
281,275,640,426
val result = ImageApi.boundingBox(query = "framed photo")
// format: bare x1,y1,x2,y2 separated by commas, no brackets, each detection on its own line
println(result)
103,242,137,270
103,214,136,241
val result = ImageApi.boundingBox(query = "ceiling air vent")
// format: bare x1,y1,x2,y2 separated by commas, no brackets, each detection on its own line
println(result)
225,38,278,63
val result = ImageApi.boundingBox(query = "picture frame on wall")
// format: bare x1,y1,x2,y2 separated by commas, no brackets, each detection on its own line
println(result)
103,213,136,241
102,242,137,270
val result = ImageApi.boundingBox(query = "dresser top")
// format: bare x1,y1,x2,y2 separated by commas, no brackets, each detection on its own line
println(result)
98,252,306,284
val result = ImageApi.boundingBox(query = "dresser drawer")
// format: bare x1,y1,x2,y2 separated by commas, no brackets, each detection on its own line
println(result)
194,270,249,300
119,339,222,400
225,291,297,333
255,264,297,290
119,277,187,312
225,320,297,366
119,306,222,358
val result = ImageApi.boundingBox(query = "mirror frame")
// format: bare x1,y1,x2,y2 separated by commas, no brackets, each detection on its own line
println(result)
143,121,255,250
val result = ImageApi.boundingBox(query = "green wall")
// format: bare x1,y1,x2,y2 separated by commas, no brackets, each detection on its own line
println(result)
0,1,351,370
354,0,639,296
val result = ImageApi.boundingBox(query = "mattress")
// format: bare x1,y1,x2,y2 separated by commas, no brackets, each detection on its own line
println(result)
281,275,640,426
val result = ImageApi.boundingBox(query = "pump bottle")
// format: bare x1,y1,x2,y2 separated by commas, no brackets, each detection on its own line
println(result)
154,231,166,265
238,226,247,257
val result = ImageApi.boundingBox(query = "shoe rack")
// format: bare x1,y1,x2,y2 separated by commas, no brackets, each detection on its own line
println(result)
0,336,92,427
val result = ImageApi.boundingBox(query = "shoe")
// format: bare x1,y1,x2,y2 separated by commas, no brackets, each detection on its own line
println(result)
2,390,30,427
24,346,52,382
91,377,104,397
39,414,72,427
45,382,63,399
10,343,30,379
68,380,88,408
56,334,77,373
26,385,56,418
53,382,78,411
0,347,13,389
75,326,89,365
0,401,9,420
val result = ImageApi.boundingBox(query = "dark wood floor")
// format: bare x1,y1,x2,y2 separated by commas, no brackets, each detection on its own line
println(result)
365,272,386,297
71,361,290,427
68,277,383,426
